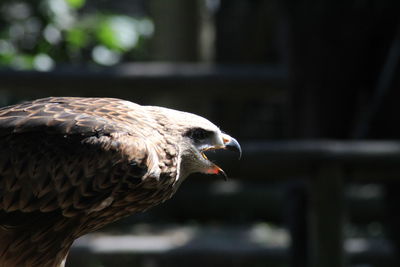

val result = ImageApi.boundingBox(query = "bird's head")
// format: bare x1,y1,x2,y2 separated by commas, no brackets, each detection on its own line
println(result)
179,126,241,179
145,106,241,180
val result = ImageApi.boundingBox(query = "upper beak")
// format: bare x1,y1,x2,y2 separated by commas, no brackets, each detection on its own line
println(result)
222,134,242,159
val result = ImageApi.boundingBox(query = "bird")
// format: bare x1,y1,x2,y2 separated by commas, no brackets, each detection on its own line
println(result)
0,97,241,267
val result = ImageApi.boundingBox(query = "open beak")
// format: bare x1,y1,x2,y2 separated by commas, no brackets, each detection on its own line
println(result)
202,133,242,180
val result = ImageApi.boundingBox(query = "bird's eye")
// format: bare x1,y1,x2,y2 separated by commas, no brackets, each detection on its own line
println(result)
185,128,213,141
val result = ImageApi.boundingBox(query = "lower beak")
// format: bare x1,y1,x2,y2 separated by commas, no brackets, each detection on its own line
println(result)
203,134,241,180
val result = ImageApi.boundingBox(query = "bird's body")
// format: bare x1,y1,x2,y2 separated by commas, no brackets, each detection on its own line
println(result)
0,97,240,267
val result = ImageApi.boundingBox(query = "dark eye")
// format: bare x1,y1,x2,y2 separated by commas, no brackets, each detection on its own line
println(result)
185,128,213,140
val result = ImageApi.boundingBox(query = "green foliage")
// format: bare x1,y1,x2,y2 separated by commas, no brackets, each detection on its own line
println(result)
0,0,154,70
66,0,85,9
66,27,88,49
96,16,139,52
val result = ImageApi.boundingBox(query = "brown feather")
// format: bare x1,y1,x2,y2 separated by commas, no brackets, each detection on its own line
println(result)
0,97,183,267
0,96,238,267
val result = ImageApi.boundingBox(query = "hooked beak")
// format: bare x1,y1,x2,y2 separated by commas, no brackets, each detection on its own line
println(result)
222,134,242,159
202,133,242,180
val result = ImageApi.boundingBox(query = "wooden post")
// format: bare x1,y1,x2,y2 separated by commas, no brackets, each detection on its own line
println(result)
309,163,345,267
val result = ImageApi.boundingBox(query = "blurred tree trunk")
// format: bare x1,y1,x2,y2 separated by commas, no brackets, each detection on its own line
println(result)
149,0,212,62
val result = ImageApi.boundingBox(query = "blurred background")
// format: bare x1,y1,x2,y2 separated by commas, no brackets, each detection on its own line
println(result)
1,0,400,266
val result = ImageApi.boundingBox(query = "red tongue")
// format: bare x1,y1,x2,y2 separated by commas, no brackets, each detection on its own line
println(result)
206,166,221,174
206,166,228,181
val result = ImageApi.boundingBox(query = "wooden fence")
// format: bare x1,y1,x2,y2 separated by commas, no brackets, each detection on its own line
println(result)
0,65,398,267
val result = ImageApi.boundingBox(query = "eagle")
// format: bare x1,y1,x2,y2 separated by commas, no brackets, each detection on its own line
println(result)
0,97,241,267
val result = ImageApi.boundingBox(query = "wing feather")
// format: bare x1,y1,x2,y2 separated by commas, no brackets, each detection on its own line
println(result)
0,97,174,266
0,97,156,222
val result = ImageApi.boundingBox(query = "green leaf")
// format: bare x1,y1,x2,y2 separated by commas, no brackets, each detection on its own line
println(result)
96,16,138,52
0,54,14,65
66,0,85,9
66,28,89,48
10,54,35,70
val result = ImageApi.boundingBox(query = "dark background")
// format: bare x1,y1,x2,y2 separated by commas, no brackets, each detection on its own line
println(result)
1,0,400,266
